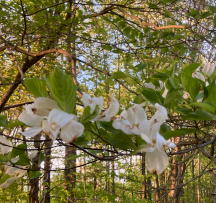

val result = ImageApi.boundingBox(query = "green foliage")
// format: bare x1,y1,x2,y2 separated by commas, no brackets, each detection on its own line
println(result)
11,144,27,159
29,170,42,179
79,105,100,124
141,88,164,104
0,115,8,127
24,77,47,98
46,68,76,113
181,74,200,100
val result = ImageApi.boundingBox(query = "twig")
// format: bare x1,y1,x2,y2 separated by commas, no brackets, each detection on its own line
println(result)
9,54,24,81
116,7,188,30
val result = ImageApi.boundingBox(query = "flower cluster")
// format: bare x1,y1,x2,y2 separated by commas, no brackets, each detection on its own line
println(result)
112,102,176,174
18,97,84,143
0,137,38,188
0,93,175,189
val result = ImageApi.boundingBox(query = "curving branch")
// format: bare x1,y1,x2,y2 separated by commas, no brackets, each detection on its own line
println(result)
116,7,189,30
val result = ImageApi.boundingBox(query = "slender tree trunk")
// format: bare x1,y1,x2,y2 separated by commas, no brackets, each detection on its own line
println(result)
169,137,179,203
197,153,201,203
43,135,52,203
111,158,115,195
64,146,76,202
64,2,77,201
141,154,146,200
154,175,160,202
147,176,152,201
29,134,41,203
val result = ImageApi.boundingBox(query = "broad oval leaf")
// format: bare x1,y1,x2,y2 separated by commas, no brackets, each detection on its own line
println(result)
46,68,76,114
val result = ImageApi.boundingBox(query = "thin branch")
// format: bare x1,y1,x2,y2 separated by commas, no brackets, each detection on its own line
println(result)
116,7,189,30
20,0,27,46
9,54,24,81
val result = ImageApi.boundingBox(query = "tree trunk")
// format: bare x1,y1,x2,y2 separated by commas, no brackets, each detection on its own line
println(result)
29,134,41,203
43,135,52,203
64,145,76,202
141,154,146,200
154,175,160,202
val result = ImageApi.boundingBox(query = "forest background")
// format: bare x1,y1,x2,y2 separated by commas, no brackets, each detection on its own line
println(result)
0,0,216,202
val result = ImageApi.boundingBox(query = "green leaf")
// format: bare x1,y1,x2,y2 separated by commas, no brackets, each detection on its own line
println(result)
163,128,198,140
79,105,100,124
152,72,169,81
136,62,146,71
65,154,82,161
176,107,193,115
209,6,216,13
182,110,216,121
14,153,30,166
112,49,123,54
29,170,42,180
165,77,181,90
39,152,45,164
100,45,112,51
11,144,27,158
206,81,216,105
201,11,212,19
46,68,76,113
8,120,26,128
106,133,135,150
0,115,8,127
24,77,47,98
141,88,164,105
164,89,182,105
190,102,216,114
182,63,200,75
99,121,120,134
189,9,199,17
213,15,216,27
112,71,127,79
0,154,8,162
181,74,200,100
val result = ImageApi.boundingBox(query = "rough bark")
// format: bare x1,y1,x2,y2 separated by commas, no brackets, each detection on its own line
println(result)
43,135,52,203
29,134,41,203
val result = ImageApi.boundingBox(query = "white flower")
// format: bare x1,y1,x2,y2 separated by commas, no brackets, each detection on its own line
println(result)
48,108,84,143
99,95,120,122
138,103,175,174
0,136,12,154
113,103,146,135
183,92,190,99
82,93,103,114
202,62,215,76
192,71,205,82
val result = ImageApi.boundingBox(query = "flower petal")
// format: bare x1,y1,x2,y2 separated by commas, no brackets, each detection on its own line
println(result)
60,120,84,143
202,62,210,74
21,127,42,137
0,177,18,188
0,136,12,154
101,96,119,119
34,97,60,116
208,64,215,76
140,133,152,144
28,147,38,160
42,120,58,141
139,120,151,137
146,149,168,174
18,109,43,127
150,103,167,125
48,109,76,131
